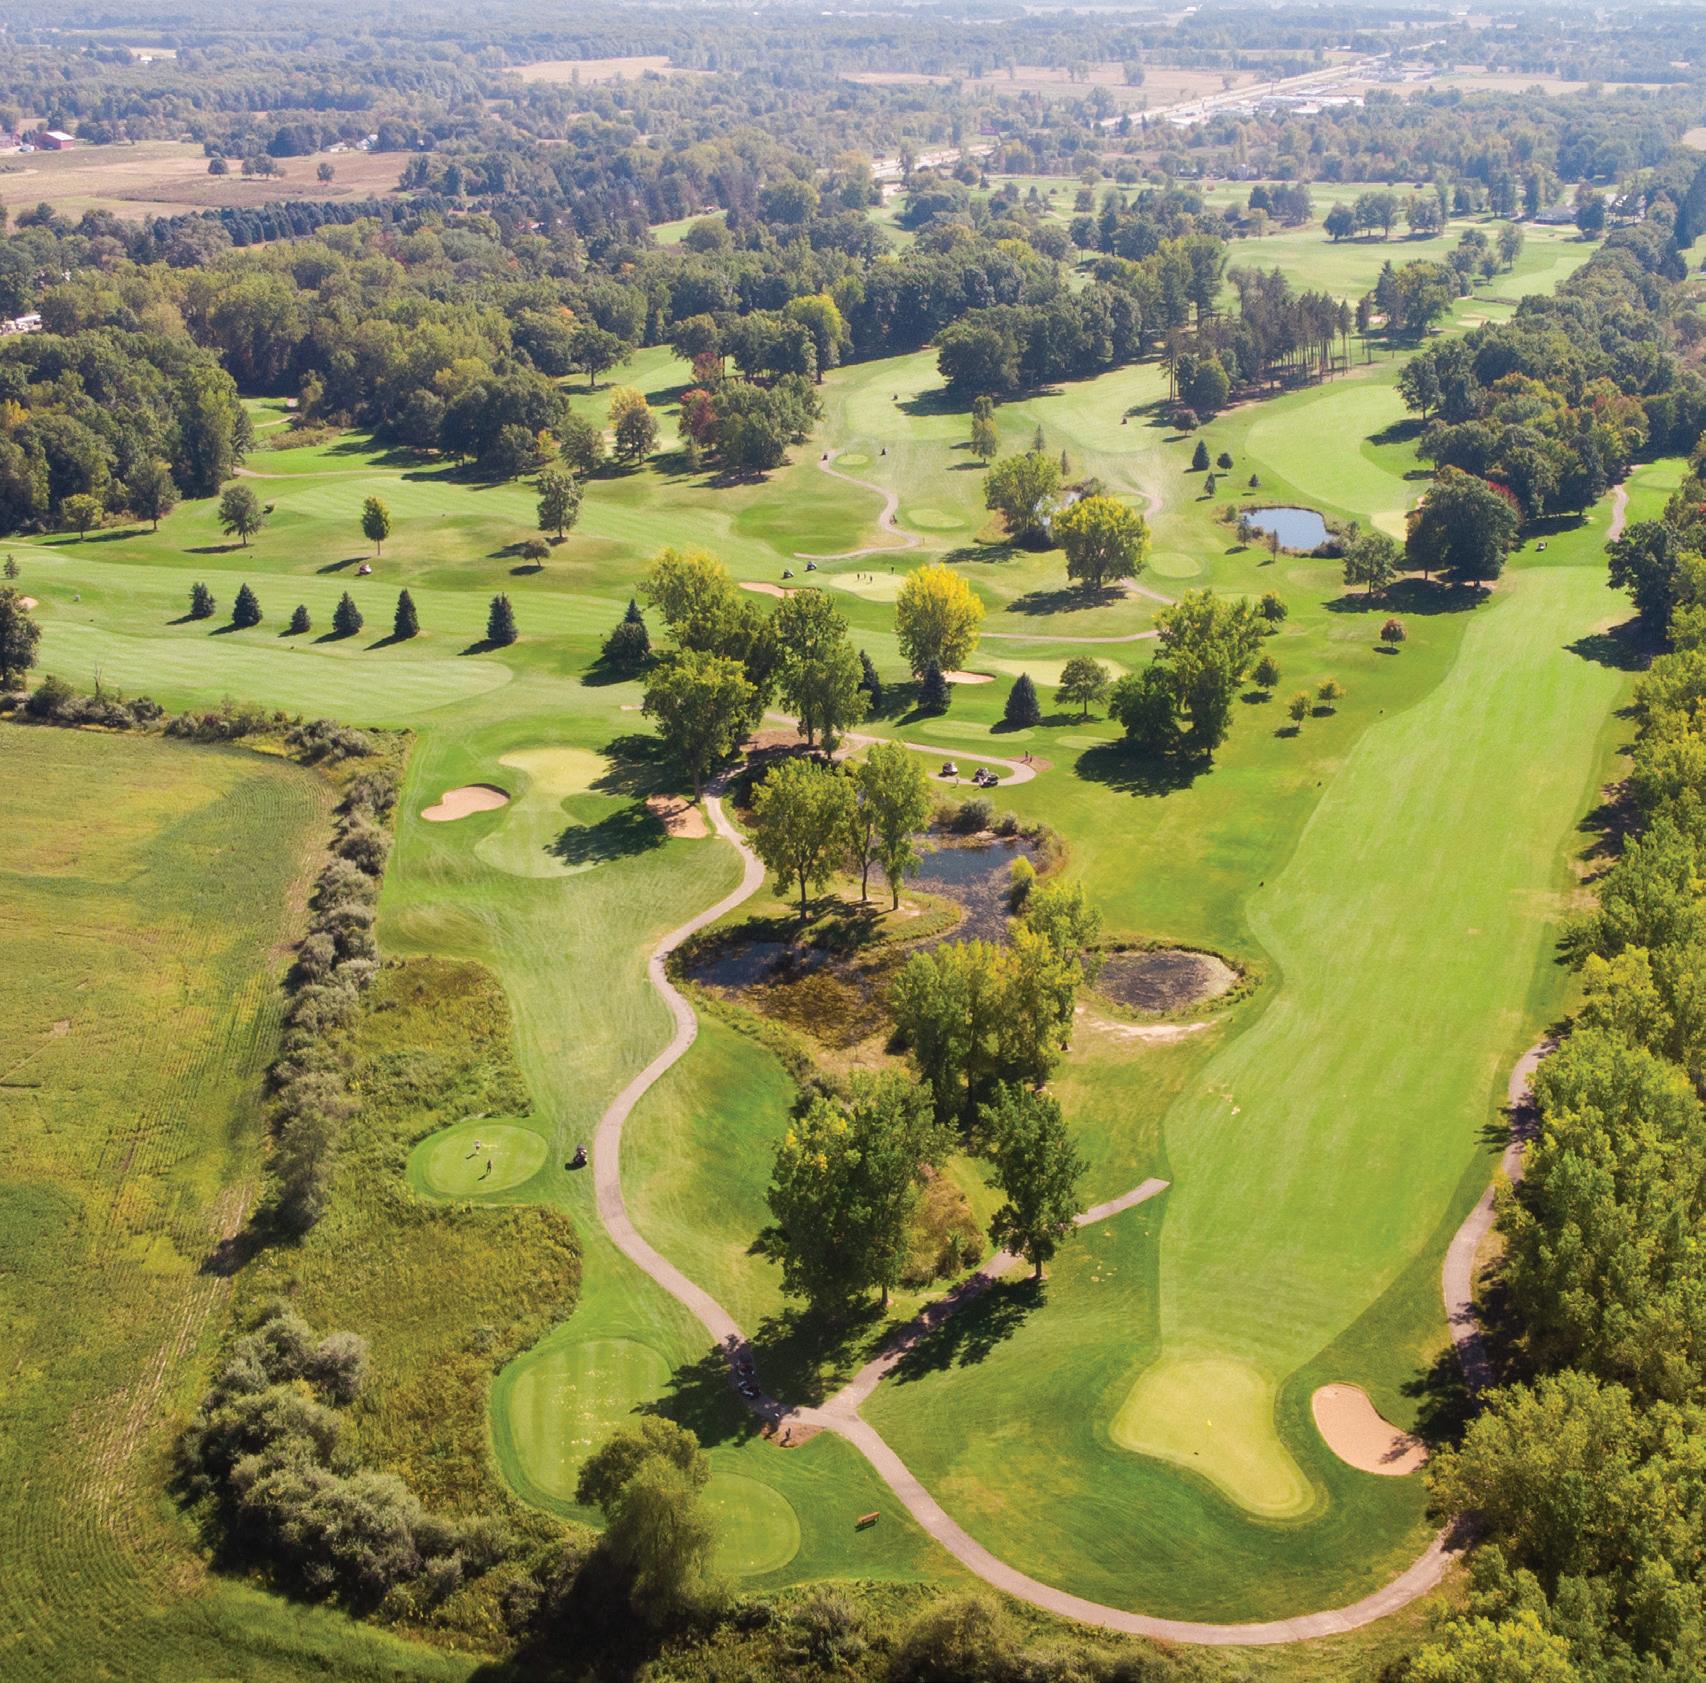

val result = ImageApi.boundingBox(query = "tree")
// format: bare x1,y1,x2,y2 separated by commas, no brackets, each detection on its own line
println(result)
536,469,581,540
317,161,335,184
61,492,101,540
1003,673,1041,728
983,1086,1087,1279
287,603,311,635
557,412,606,476
129,459,178,530
1190,439,1210,472
750,757,856,922
393,589,418,640
1287,690,1310,724
1381,617,1406,648
762,1075,948,1310
969,399,999,466
1054,495,1149,594
218,484,264,547
332,592,363,638
775,590,866,749
0,587,40,690
1409,1613,1581,1683
1343,528,1401,595
360,496,390,556
1317,677,1344,710
918,663,949,712
576,1419,715,1625
1406,466,1520,584
642,648,756,799
609,386,658,464
188,582,216,621
2,558,16,579
602,598,650,670
1324,203,1356,242
520,537,550,566
983,451,1062,545
853,740,933,909
486,594,517,647
231,583,262,629
858,648,883,711
895,564,984,676
1253,653,1280,691
1056,655,1108,719
569,322,629,389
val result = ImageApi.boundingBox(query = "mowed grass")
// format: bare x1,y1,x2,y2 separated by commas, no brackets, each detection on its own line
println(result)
0,726,479,1680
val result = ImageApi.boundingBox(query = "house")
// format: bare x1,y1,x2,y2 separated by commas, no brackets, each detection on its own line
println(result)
34,130,76,151
1,313,44,335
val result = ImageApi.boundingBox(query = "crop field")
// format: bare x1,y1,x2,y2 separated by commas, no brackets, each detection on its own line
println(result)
0,140,409,220
3,206,1644,1674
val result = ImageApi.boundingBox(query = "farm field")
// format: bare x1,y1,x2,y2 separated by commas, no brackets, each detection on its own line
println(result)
0,140,409,219
3,212,1644,1670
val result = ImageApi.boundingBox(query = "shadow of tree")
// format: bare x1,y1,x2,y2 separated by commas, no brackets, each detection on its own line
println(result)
546,805,666,867
1007,583,1123,617
1073,740,1204,798
1324,576,1484,617
1566,617,1650,673
886,1274,1041,1385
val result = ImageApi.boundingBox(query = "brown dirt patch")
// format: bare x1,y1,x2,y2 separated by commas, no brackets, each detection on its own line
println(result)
1311,1384,1427,1476
646,794,708,838
421,783,510,823
1098,949,1237,1014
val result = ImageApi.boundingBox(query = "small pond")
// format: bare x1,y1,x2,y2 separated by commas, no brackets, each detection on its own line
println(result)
1098,949,1238,1014
1245,506,1329,552
914,836,1038,943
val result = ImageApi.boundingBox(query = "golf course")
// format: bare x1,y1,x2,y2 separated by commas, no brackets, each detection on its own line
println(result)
0,183,1646,1675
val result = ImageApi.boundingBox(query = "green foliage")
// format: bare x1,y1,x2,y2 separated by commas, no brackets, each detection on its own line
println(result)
762,1073,948,1309
331,591,363,639
917,662,949,712
775,589,867,749
1054,494,1150,592
1252,654,1280,691
231,582,262,629
895,564,984,677
1343,528,1401,595
642,647,756,798
360,495,391,555
188,580,216,620
1003,672,1041,728
1056,654,1108,719
127,458,178,530
535,467,582,538
609,386,659,464
217,484,265,547
749,756,856,921
393,589,418,641
982,1085,1087,1278
485,594,517,647
1110,590,1263,760
983,451,1062,544
850,739,933,909
602,597,651,670
286,603,310,636
0,586,40,689
1190,439,1210,472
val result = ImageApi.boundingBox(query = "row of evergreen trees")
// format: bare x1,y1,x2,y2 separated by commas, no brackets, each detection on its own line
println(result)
180,583,520,648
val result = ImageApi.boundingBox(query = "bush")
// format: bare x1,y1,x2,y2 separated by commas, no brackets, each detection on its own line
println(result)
1008,854,1037,906
24,674,73,718
891,1593,1017,1683
954,797,994,833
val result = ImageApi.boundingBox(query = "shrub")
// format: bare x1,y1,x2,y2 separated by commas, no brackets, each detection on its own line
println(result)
1253,654,1280,691
1009,854,1037,906
954,797,994,833
890,1593,1017,1683
24,674,74,718
1381,616,1407,646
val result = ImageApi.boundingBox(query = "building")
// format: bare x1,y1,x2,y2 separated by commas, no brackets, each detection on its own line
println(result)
1,313,44,335
34,130,76,150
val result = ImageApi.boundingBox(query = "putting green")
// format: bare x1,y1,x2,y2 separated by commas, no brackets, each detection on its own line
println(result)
501,1337,673,1503
1148,550,1203,578
1110,1355,1313,1520
704,1473,802,1576
835,451,871,468
475,746,614,879
905,507,965,531
826,570,906,600
409,1121,547,1198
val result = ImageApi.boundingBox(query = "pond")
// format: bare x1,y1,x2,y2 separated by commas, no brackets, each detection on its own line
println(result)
914,836,1038,943
1245,506,1330,552
1098,948,1238,1013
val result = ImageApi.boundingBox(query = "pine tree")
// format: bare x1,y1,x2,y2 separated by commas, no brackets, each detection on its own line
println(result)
2,557,17,580
332,591,364,638
1004,672,1041,727
858,648,884,710
231,583,262,628
486,594,518,647
188,582,215,620
601,598,650,668
287,604,311,635
919,662,949,712
393,588,419,640
1191,439,1210,472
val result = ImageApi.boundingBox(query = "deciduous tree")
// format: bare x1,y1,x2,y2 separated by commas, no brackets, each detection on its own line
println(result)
895,564,984,677
983,1085,1087,1280
642,648,756,799
750,756,856,922
1054,494,1150,593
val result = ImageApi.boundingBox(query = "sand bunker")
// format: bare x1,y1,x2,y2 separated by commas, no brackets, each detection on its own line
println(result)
18,596,38,609
1099,949,1238,1014
646,794,709,838
741,581,796,598
1311,1384,1427,1476
421,783,510,822
944,670,994,685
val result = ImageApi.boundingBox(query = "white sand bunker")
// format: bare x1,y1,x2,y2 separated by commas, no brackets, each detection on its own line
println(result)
422,783,511,822
1312,1384,1427,1476
19,596,38,610
646,794,708,838
741,581,797,599
944,670,993,684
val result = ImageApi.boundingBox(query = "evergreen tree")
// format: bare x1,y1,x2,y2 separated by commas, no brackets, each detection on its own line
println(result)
602,598,651,669
858,649,884,710
287,604,311,635
188,582,216,620
486,594,518,647
231,583,262,628
332,592,364,638
393,589,419,640
919,662,949,712
3,557,18,580
1191,439,1210,472
1004,672,1041,727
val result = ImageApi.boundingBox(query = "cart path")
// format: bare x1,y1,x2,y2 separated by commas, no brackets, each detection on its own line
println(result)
586,774,1550,1644
1607,480,1630,543
794,451,923,560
